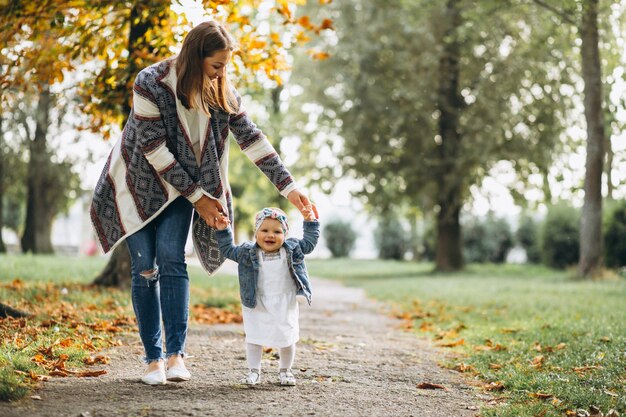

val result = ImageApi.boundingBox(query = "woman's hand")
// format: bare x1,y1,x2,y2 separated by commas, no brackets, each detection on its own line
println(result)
287,189,311,216
193,195,229,228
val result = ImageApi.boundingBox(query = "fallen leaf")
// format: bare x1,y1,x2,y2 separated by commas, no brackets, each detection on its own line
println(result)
417,382,448,391
437,338,464,348
49,370,69,377
76,370,107,378
529,392,554,400
533,342,542,352
30,395,42,400
606,410,619,417
500,328,520,334
489,363,502,370
531,355,545,368
484,381,505,391
599,336,611,343
555,342,567,350
604,390,618,397
455,362,476,373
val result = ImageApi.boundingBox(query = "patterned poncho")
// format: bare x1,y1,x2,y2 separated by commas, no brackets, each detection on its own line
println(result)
90,59,297,274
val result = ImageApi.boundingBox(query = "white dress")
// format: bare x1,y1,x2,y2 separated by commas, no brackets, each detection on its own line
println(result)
242,248,299,348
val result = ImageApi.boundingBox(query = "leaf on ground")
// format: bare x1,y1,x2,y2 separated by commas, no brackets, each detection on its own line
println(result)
417,382,448,391
529,392,554,400
454,362,476,373
484,381,505,391
84,355,109,365
32,354,47,364
489,363,502,370
572,365,602,375
419,321,433,332
533,342,542,352
49,370,69,377
191,305,242,325
556,342,567,350
474,339,506,351
437,338,464,348
75,369,107,378
531,355,545,368
599,336,611,343
500,328,520,334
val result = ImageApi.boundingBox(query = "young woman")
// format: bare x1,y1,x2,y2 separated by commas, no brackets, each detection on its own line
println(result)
90,21,310,385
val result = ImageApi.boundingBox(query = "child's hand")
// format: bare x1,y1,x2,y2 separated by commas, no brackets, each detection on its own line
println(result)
303,203,319,221
214,215,230,230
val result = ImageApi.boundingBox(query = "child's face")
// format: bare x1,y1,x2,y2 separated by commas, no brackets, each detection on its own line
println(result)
255,218,285,252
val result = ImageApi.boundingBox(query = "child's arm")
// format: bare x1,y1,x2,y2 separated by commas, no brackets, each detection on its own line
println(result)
214,218,244,263
298,204,320,255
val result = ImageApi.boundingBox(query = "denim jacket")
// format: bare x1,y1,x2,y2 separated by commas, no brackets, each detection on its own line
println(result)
215,221,320,308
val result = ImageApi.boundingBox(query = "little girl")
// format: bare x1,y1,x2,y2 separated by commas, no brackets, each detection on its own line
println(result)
215,206,319,385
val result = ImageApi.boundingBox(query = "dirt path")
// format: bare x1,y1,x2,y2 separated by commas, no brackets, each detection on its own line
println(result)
1,277,480,417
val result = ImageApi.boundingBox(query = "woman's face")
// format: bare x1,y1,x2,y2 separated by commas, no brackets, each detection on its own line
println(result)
203,49,231,81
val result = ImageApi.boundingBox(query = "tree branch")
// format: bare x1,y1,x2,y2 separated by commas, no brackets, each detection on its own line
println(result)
531,0,577,26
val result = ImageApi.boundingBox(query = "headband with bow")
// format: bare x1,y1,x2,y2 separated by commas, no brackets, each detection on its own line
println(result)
254,207,289,236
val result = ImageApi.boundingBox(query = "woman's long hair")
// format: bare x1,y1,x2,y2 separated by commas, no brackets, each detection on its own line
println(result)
176,21,238,115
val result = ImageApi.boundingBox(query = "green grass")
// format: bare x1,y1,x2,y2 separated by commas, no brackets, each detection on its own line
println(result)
307,259,626,416
0,254,240,401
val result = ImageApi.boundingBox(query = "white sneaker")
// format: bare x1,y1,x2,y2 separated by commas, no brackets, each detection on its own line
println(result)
279,368,296,386
240,369,261,385
166,365,191,382
141,367,166,385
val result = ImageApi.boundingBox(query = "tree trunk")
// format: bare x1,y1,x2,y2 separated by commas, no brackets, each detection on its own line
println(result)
578,0,605,279
21,84,54,254
0,302,31,318
605,133,613,200
0,113,6,253
435,202,463,270
434,0,464,271
93,242,132,288
93,3,164,287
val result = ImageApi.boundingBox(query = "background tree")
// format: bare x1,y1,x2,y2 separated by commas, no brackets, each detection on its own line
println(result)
530,0,610,278
288,0,576,271
1,2,85,253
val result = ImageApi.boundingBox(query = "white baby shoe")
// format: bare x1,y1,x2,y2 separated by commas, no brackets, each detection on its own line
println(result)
279,368,296,386
241,369,261,385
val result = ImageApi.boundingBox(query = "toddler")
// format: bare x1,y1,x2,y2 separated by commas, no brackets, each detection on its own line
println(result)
215,206,319,385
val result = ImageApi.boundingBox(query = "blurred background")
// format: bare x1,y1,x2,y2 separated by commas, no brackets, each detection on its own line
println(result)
1,0,625,277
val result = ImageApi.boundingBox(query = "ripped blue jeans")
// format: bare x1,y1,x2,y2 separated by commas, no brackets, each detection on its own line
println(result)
126,197,193,363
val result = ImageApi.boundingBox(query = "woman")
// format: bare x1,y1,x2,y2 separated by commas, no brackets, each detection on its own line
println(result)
90,21,310,385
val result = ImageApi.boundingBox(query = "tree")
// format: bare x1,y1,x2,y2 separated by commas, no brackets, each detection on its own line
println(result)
1,2,85,253
288,0,575,271
530,0,611,278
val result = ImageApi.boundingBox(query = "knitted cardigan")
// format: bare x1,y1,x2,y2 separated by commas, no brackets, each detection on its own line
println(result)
90,59,297,274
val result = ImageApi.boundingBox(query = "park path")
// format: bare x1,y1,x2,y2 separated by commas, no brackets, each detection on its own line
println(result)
0,271,481,417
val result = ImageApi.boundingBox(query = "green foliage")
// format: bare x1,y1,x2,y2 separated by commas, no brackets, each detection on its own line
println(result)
516,214,542,264
323,220,356,258
374,216,409,260
540,203,580,269
604,200,626,268
307,259,626,416
463,214,514,263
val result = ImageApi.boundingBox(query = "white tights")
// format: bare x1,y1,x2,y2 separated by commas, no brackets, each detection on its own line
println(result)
246,343,296,370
